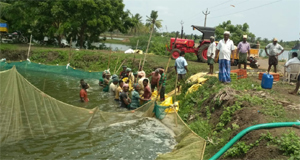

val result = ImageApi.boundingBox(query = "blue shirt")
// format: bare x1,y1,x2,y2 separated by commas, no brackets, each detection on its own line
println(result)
175,56,188,74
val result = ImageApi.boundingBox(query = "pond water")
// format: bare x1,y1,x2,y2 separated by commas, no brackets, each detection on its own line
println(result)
0,68,177,159
260,49,294,60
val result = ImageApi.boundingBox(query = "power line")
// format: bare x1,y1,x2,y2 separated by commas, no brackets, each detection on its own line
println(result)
210,0,281,19
209,0,232,9
210,0,248,12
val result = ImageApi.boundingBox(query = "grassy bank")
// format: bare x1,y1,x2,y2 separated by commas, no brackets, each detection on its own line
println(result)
177,75,300,159
0,43,217,93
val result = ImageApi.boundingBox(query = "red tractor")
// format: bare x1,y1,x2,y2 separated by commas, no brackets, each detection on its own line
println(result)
167,25,215,62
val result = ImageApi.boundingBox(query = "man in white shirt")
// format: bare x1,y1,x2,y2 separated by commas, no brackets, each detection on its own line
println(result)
285,52,300,72
215,31,235,83
207,36,216,74
175,51,188,91
265,38,284,73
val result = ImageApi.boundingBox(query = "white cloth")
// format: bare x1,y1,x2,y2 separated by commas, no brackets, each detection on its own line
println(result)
109,83,118,96
216,39,235,60
207,42,216,59
266,43,284,56
175,56,188,74
124,49,134,54
285,57,300,72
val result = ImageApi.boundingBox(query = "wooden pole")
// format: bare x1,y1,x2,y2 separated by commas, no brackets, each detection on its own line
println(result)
116,59,126,74
113,56,120,74
68,37,73,63
132,40,139,70
138,58,142,71
107,49,112,70
27,34,32,58
142,25,154,70
87,107,99,129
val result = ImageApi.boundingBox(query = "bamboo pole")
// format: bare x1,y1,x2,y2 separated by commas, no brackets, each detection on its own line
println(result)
87,107,99,129
107,49,112,70
113,56,120,74
27,34,32,58
132,40,139,70
68,37,73,63
116,59,126,74
138,58,142,70
142,25,154,70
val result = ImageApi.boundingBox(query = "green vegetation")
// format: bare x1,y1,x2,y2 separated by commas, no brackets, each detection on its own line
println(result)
176,72,299,159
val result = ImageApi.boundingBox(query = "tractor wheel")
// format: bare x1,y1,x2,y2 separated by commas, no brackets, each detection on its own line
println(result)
197,43,210,63
171,49,181,60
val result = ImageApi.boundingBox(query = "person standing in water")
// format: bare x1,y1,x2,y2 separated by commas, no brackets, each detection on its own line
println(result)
119,84,131,108
109,78,119,96
99,71,107,86
115,80,124,101
142,78,151,104
148,68,161,92
80,83,89,103
103,72,111,92
120,66,128,79
130,83,144,110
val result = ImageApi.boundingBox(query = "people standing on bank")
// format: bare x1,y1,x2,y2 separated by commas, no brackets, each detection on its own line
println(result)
215,31,235,83
237,35,250,69
265,38,284,73
207,36,216,74
175,51,188,91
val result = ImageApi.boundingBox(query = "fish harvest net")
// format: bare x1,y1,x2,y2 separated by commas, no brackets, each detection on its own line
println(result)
0,62,206,159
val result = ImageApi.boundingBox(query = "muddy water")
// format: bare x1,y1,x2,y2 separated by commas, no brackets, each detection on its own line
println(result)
0,69,177,159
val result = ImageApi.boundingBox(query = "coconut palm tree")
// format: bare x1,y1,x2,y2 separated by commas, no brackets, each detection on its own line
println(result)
131,13,142,35
142,10,162,69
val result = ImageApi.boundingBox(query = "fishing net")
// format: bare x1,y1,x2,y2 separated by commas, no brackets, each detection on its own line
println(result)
0,66,92,145
0,61,102,79
89,100,206,160
0,63,206,159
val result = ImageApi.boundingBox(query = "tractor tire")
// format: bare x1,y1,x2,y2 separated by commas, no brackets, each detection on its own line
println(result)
171,49,181,60
197,43,210,63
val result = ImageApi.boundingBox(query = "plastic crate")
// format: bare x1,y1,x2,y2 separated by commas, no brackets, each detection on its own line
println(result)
259,72,280,81
230,69,247,79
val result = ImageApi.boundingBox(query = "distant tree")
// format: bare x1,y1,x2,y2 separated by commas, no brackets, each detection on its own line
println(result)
215,20,255,45
131,13,143,35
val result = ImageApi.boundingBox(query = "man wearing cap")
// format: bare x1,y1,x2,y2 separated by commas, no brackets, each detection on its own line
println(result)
109,78,119,96
265,38,284,73
120,66,128,79
207,36,216,74
215,31,235,83
237,35,251,69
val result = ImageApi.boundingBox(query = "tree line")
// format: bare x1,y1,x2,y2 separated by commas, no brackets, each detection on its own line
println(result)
0,0,163,48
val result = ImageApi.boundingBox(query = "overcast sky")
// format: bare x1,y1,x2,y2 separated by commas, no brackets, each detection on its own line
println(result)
124,0,300,41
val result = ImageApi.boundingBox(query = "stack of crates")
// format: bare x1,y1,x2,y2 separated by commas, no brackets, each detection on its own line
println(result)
230,69,247,79
218,72,238,81
259,72,280,81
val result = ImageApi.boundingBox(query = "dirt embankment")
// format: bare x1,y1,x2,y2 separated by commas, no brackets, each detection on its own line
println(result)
194,87,300,159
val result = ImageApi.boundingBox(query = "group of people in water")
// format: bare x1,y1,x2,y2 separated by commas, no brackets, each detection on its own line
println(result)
79,65,167,110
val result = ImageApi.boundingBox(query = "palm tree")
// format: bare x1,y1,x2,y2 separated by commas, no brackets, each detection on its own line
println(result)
132,13,142,35
142,10,162,69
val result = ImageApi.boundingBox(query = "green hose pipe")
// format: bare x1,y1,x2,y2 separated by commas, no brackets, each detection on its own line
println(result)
210,122,300,160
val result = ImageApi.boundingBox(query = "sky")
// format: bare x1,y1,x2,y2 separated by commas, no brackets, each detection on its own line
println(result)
124,0,300,41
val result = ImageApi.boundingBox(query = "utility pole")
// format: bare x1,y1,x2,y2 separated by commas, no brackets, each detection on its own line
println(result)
202,8,210,27
180,20,184,38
